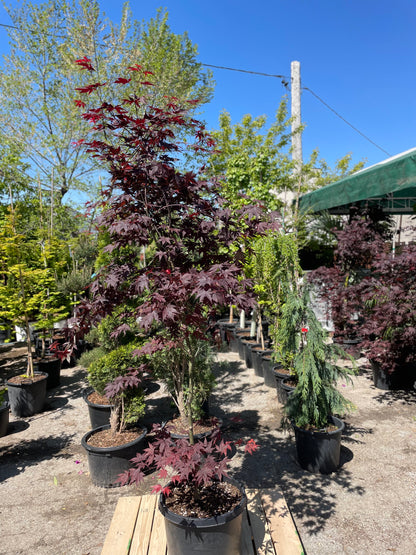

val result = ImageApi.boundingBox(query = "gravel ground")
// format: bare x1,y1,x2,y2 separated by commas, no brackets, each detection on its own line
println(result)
0,344,415,555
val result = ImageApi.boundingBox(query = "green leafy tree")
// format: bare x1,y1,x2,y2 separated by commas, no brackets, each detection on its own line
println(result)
0,207,70,374
208,100,294,211
0,0,214,201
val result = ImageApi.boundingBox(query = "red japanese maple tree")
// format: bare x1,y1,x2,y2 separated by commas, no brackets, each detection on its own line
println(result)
74,60,278,443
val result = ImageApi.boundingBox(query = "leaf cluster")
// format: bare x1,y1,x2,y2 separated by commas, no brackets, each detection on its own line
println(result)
118,424,258,499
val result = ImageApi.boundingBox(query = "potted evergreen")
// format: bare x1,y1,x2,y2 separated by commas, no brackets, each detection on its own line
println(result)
81,347,148,487
283,286,356,473
74,60,273,549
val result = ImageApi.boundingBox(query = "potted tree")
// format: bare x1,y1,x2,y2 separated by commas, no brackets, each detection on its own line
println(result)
283,286,356,473
356,239,416,389
74,60,274,548
0,208,49,417
308,216,387,355
81,350,148,487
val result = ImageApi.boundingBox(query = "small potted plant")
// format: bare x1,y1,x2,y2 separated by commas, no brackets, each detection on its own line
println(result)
81,343,148,487
283,286,356,474
119,423,259,554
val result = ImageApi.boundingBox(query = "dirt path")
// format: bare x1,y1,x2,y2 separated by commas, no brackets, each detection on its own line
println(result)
0,346,415,554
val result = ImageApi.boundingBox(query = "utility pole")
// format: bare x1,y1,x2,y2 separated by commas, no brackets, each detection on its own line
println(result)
291,60,303,171
290,60,303,216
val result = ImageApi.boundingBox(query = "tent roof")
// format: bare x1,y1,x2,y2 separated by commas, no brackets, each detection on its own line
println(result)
298,148,416,215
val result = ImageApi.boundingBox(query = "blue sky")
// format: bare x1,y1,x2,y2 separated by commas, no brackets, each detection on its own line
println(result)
0,0,415,172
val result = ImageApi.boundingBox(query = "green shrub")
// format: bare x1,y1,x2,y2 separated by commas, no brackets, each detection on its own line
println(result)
78,346,107,371
151,338,216,420
87,343,141,395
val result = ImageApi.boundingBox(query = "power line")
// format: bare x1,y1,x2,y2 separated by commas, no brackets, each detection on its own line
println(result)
303,87,392,157
203,62,391,157
202,63,289,85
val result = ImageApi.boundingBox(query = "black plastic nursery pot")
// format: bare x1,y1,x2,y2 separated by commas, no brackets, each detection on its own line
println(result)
159,479,247,555
370,359,416,390
34,357,61,389
273,366,291,403
293,415,344,474
333,336,362,359
217,319,238,350
83,388,115,429
250,346,265,377
241,339,259,369
260,351,275,388
6,371,48,417
236,330,252,360
0,402,9,437
81,424,147,488
168,416,223,442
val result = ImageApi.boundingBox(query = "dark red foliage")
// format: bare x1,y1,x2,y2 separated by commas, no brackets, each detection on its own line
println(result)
117,423,258,495
309,218,386,338
356,242,416,373
74,63,278,360
310,216,416,376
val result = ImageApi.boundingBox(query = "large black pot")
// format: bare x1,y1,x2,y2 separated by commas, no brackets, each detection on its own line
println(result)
34,357,61,389
260,351,275,388
168,416,223,441
81,424,147,487
273,366,290,403
293,415,344,474
333,336,362,359
6,371,48,417
0,402,9,437
250,346,266,377
241,339,260,369
83,388,115,429
235,330,252,360
159,478,247,555
370,359,416,390
217,319,238,350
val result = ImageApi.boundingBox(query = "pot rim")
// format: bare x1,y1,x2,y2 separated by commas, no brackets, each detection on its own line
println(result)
83,387,115,409
81,423,147,453
6,371,49,386
292,415,345,436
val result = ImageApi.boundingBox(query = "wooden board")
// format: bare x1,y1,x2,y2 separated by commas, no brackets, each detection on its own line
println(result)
101,488,304,555
261,489,304,555
101,496,141,555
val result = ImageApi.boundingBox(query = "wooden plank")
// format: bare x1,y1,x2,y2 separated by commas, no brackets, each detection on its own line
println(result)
101,496,142,555
147,498,167,555
246,489,276,555
241,507,256,554
261,489,304,555
129,495,158,555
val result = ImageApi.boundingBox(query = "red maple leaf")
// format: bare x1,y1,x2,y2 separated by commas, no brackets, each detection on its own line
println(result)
245,439,259,455
115,77,131,84
75,57,95,71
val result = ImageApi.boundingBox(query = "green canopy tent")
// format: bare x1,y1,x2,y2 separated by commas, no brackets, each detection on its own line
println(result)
299,148,416,215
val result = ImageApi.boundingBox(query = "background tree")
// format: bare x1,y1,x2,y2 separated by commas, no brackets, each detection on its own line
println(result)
208,100,294,211
0,0,214,202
